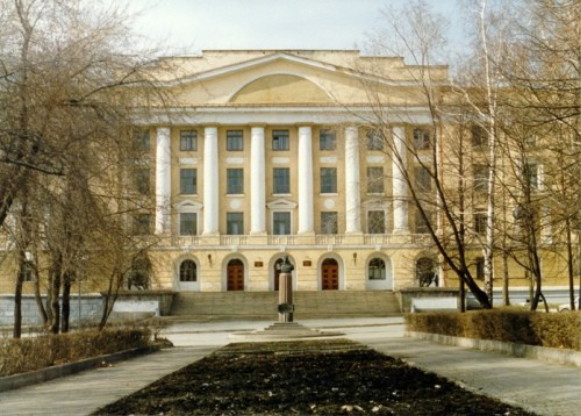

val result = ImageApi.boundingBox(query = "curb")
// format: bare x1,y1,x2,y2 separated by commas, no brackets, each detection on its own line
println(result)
0,345,161,393
407,331,581,367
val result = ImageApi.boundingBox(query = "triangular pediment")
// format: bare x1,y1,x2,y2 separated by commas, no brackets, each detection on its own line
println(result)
267,198,297,209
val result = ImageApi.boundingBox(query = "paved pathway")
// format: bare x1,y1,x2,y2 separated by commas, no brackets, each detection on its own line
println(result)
0,317,579,416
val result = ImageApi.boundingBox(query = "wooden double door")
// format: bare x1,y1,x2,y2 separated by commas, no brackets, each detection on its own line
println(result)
227,259,244,291
321,259,339,290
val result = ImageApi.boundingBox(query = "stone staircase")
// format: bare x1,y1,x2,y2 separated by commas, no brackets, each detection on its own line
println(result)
168,291,401,321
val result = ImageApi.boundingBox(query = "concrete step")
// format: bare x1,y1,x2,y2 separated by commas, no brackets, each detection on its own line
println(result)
169,291,401,319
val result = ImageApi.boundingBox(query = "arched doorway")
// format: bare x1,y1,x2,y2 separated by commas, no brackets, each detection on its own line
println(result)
227,259,245,291
321,258,339,290
416,257,438,287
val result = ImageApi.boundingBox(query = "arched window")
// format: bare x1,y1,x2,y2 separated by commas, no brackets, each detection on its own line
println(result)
179,260,197,282
416,257,438,287
368,258,386,280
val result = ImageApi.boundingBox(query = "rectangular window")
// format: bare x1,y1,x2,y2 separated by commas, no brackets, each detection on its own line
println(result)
367,167,384,194
273,212,291,235
366,129,384,151
20,262,34,282
367,210,386,234
180,213,198,236
475,257,485,280
473,164,489,192
227,212,244,235
272,129,289,150
132,214,151,235
134,166,150,195
133,129,150,152
321,211,338,234
524,160,539,189
415,209,432,234
180,168,197,194
320,167,337,194
413,128,430,150
227,168,244,194
415,166,432,192
472,125,487,147
226,129,244,151
474,213,487,234
273,167,290,194
319,129,336,150
180,130,197,151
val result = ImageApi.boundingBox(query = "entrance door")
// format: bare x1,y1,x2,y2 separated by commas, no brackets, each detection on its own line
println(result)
227,259,244,291
321,259,339,290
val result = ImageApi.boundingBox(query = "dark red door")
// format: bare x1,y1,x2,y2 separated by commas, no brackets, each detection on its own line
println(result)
321,259,339,290
227,259,244,291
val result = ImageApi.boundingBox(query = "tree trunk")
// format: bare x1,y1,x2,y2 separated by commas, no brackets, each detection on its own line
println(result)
62,273,72,333
502,250,510,306
565,220,576,310
13,265,24,339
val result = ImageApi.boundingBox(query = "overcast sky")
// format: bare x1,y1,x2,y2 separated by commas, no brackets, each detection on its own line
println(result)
130,0,465,57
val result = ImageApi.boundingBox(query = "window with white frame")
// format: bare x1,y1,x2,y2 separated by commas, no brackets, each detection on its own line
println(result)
226,129,244,151
273,167,290,194
366,167,384,194
474,212,487,234
366,129,384,151
473,164,489,192
180,168,197,194
272,129,289,150
320,167,337,194
415,166,432,192
524,159,539,190
227,168,244,194
180,130,197,151
368,258,386,280
367,210,385,234
226,212,244,235
415,209,433,234
179,212,198,236
320,211,338,234
413,128,430,150
273,211,291,235
319,129,336,150
475,256,485,280
179,260,197,282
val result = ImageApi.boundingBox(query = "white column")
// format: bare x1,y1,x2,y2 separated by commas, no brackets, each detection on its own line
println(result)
298,126,314,234
345,126,362,233
155,127,171,234
250,126,266,234
392,126,409,233
203,126,219,235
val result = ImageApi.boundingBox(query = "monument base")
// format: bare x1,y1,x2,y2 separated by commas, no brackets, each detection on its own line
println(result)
230,322,344,341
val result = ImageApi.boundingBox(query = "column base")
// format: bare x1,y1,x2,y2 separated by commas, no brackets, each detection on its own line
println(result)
392,228,410,235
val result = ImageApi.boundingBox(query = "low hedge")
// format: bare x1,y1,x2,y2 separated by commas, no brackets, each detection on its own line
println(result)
405,310,580,351
0,328,151,377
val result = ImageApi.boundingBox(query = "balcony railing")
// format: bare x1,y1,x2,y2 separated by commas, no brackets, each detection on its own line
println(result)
170,232,434,247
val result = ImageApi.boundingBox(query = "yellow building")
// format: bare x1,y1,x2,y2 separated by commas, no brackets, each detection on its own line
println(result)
127,49,454,293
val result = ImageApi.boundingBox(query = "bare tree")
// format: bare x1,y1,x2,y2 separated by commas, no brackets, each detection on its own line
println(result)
364,0,493,309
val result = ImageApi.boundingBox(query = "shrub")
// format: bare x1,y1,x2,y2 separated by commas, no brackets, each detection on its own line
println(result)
0,328,151,377
405,310,580,350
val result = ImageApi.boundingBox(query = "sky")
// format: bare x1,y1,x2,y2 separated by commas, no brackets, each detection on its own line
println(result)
129,0,466,57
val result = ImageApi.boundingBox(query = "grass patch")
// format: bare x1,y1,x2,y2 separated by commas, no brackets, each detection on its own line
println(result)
406,310,580,350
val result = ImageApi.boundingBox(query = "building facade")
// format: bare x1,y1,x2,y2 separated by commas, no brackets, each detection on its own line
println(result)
130,50,449,293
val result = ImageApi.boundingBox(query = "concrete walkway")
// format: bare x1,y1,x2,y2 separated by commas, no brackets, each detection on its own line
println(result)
0,317,579,416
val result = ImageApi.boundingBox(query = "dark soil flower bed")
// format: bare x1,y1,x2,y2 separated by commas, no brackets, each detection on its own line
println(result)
95,339,536,416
